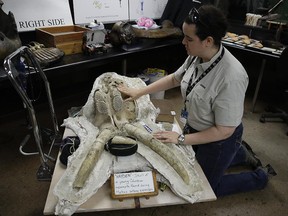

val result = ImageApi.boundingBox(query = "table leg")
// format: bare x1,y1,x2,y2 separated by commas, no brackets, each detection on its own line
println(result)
252,58,266,113
122,59,127,76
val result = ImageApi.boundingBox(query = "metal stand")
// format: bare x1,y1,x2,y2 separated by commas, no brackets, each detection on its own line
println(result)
4,46,61,181
251,58,266,113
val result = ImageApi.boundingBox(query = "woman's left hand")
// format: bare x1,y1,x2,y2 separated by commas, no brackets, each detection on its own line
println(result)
153,131,180,144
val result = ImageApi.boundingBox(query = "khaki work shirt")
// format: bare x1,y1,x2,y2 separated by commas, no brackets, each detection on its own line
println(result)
174,45,249,131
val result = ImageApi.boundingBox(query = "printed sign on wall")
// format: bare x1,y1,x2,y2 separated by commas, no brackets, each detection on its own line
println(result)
129,0,168,21
1,0,73,32
1,0,169,31
73,0,130,24
73,0,168,24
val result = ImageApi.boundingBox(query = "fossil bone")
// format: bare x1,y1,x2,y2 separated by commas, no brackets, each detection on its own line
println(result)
132,20,183,38
73,127,119,189
111,135,137,145
53,72,204,216
124,123,190,184
73,73,190,187
72,75,139,189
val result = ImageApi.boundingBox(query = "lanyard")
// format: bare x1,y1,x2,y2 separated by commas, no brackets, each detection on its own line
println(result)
185,47,225,98
183,56,196,74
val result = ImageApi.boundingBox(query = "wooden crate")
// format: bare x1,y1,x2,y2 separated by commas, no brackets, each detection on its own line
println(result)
36,25,89,55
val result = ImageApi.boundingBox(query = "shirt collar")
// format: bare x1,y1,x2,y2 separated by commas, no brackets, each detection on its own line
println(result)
197,44,224,71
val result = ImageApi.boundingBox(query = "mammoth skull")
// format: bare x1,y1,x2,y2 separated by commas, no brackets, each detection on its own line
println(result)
0,1,22,61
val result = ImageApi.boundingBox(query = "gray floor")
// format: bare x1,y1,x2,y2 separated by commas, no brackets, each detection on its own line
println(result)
0,87,287,216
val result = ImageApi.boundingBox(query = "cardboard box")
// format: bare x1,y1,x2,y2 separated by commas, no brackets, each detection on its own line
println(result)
151,99,176,123
36,25,89,55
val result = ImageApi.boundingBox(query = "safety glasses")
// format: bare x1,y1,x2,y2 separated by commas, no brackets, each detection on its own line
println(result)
188,7,208,28
188,7,200,24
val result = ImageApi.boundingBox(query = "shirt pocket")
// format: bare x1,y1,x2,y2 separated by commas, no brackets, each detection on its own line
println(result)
191,84,213,116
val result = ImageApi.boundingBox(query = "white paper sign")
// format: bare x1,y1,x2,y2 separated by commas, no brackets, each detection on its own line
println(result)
129,0,168,21
73,0,129,25
73,0,168,25
1,0,73,32
113,171,155,195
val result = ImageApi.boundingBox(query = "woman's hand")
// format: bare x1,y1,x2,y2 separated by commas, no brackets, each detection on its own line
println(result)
153,131,180,144
117,84,142,101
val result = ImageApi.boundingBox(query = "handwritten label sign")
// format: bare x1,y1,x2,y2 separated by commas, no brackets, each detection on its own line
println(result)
111,171,158,200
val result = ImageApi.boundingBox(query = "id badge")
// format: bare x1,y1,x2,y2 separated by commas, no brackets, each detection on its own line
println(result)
180,108,188,124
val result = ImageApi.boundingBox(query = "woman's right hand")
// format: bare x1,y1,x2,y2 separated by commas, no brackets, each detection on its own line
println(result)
117,84,142,101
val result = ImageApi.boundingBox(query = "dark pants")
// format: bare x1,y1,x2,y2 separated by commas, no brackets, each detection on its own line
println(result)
183,123,268,197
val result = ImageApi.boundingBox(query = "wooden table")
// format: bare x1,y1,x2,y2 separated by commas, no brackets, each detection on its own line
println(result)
43,125,216,215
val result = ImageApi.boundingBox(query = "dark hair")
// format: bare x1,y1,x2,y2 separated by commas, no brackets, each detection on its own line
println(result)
184,5,228,45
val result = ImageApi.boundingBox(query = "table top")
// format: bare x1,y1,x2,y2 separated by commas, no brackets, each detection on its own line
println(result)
1,36,282,82
267,20,287,26
0,37,182,81
43,124,216,215
222,40,282,59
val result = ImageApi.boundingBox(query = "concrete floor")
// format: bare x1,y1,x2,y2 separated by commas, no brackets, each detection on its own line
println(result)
0,87,287,216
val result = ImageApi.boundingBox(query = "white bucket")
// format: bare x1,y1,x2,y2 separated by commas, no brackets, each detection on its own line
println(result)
148,73,165,99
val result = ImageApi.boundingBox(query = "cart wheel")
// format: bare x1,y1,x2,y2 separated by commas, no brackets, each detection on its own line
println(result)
260,117,266,123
